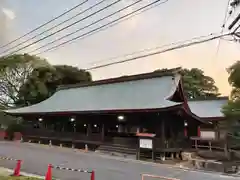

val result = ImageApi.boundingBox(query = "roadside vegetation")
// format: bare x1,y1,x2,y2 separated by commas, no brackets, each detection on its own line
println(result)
0,176,42,180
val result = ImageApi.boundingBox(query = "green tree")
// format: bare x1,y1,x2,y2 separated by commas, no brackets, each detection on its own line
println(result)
16,65,92,106
222,61,240,127
0,54,49,107
0,105,19,129
181,68,220,99
221,61,240,159
155,68,219,99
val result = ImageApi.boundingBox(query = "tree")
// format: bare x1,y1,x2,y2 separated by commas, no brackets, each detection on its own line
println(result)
154,68,219,99
16,65,92,106
181,68,220,99
0,54,49,107
221,61,240,158
222,61,240,124
0,105,19,129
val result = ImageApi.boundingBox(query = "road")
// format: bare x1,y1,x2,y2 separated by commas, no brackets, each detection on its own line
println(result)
0,141,239,180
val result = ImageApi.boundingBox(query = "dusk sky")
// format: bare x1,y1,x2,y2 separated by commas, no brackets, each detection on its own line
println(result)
1,0,240,96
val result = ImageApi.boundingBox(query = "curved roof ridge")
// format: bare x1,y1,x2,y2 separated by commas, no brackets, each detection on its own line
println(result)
57,67,182,91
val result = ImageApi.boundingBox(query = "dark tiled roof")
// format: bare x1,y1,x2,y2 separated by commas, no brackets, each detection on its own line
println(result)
5,70,182,114
188,98,228,118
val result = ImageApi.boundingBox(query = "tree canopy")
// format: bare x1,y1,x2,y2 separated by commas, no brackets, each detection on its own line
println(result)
181,68,219,99
155,68,219,99
221,61,240,152
16,65,92,106
222,61,240,119
0,54,49,107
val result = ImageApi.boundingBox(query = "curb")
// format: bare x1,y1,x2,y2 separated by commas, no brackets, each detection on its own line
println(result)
178,165,240,178
1,167,47,179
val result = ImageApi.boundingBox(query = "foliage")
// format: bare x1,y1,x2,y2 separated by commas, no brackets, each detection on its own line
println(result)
155,68,219,99
0,54,49,107
5,122,23,140
181,68,219,99
222,61,240,153
0,105,18,129
0,176,42,180
222,61,240,119
16,65,92,106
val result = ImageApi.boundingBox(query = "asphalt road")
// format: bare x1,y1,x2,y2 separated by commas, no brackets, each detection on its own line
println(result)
0,141,239,180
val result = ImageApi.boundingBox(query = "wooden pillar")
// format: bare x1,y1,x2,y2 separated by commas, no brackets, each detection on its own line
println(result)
161,119,165,146
87,124,92,136
101,124,105,141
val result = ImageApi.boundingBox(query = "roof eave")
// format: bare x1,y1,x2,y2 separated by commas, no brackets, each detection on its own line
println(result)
5,104,183,116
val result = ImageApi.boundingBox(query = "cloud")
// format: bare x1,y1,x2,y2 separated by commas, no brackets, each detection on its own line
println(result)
0,1,15,46
2,7,15,20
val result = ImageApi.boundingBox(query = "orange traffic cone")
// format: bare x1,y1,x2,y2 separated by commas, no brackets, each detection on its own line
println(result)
91,170,95,180
45,164,52,180
13,160,22,176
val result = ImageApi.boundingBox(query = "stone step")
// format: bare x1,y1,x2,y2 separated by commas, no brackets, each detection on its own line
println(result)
97,144,136,155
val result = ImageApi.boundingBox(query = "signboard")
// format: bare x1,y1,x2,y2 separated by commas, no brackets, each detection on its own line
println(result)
139,139,152,149
200,131,216,139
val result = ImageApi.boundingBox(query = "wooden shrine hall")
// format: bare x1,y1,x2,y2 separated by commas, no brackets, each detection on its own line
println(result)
4,68,227,160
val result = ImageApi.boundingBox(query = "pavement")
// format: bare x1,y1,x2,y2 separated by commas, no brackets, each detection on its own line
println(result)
0,141,239,180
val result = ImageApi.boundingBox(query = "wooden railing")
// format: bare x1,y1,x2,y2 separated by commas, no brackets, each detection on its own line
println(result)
154,138,191,149
23,128,102,142
23,128,138,146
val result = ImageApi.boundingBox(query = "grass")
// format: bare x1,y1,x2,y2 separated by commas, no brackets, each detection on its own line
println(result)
0,176,42,180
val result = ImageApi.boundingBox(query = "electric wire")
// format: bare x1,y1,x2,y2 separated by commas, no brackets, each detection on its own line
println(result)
27,0,144,54
2,0,123,56
85,32,232,70
0,0,107,54
0,0,88,49
87,33,219,66
32,0,169,56
215,0,232,61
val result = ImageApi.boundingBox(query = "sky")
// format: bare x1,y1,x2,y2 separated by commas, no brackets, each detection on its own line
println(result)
1,0,240,96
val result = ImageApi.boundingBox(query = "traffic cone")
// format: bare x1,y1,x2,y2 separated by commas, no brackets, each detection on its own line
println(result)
13,160,22,176
45,164,52,180
91,170,95,180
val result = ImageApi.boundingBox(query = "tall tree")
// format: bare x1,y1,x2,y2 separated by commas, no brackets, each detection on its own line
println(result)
181,68,219,99
155,68,219,99
222,61,240,126
16,65,92,106
0,54,49,107
221,61,240,158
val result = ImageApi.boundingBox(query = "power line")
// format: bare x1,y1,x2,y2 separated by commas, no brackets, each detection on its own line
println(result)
87,33,219,66
1,0,107,54
214,0,232,61
0,0,88,49
33,0,169,56
85,32,232,70
2,0,123,57
27,0,144,54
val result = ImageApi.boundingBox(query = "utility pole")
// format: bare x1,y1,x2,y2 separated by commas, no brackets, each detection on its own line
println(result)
228,13,240,30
